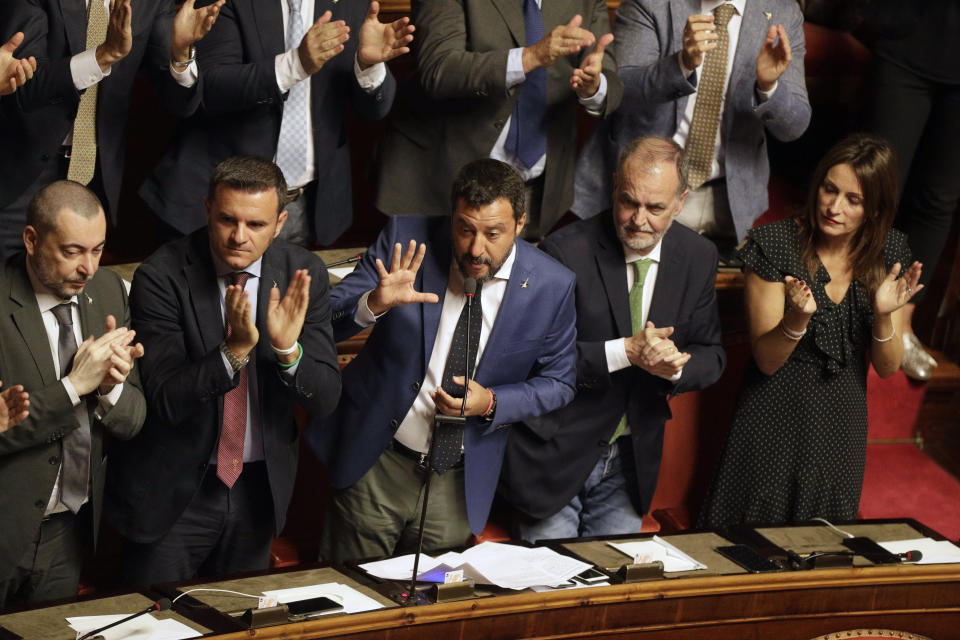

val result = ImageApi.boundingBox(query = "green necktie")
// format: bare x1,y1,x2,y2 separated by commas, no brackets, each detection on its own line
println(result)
610,258,653,444
67,0,109,185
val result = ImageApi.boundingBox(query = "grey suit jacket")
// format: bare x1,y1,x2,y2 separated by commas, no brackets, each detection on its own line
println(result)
0,255,146,583
573,0,810,240
374,0,623,234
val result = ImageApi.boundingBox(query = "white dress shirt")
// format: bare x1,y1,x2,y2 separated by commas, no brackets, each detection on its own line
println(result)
673,0,776,183
490,0,609,181
273,0,387,188
31,280,121,515
355,245,518,453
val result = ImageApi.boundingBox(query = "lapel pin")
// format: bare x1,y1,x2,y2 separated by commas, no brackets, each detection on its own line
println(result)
85,293,93,304
273,280,279,289
521,277,529,289
763,11,772,19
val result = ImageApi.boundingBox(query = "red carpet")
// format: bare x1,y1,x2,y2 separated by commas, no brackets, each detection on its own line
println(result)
860,443,960,540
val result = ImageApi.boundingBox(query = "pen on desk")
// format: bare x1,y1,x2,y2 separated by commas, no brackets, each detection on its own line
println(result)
326,253,364,268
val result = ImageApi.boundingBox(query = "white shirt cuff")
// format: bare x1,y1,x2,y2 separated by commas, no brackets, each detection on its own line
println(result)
276,49,310,94
506,47,526,90
354,290,386,327
605,337,631,373
578,72,607,114
669,367,683,382
757,80,778,102
169,60,198,88
71,49,108,90
354,55,386,91
62,377,82,407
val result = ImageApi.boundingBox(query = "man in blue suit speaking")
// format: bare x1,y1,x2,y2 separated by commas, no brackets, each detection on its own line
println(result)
307,159,577,562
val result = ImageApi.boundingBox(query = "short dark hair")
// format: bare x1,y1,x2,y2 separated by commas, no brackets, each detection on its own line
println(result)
617,136,689,198
450,159,526,222
27,180,103,236
207,155,288,215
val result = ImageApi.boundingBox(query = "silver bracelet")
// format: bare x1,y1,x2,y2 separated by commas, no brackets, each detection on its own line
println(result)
779,319,806,341
872,326,896,343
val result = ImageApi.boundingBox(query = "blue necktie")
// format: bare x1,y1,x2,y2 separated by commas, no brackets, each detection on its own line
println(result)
276,0,310,184
505,0,547,169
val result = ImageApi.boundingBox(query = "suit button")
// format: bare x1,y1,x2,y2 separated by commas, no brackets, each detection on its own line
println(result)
41,153,50,162
49,456,59,465
35,500,45,509
390,419,399,428
597,440,607,447
494,120,505,130
411,382,420,391
476,89,487,97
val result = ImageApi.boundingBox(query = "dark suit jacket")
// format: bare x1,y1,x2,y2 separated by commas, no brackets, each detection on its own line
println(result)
306,216,577,534
374,0,623,233
0,255,145,582
104,231,341,543
499,213,726,520
573,0,811,240
139,0,396,244
0,0,201,220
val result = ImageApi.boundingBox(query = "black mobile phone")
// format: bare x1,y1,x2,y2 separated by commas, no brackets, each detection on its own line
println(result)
716,544,782,573
573,567,608,584
286,596,343,620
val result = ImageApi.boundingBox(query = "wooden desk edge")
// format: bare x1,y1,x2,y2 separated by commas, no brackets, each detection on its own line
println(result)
207,564,960,639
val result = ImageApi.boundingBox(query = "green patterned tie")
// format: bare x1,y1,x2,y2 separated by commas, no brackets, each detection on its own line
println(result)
684,3,737,190
610,258,653,444
67,0,109,185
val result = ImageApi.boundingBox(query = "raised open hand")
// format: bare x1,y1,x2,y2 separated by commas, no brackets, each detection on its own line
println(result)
570,32,612,98
756,24,791,91
874,261,923,316
357,1,415,69
366,240,440,315
267,269,311,362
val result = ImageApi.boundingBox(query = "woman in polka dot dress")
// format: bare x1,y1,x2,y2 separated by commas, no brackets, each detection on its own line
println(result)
699,134,924,528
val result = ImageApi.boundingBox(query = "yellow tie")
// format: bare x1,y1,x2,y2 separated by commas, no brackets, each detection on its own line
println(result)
67,0,109,185
684,3,738,190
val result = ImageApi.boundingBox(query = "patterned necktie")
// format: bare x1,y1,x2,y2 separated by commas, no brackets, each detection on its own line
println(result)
217,271,251,488
431,282,483,473
276,0,310,185
505,0,547,169
684,3,737,190
67,0,109,185
52,303,91,513
610,259,653,444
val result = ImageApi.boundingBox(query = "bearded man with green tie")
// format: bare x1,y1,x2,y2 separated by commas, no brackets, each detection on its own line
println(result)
500,137,726,541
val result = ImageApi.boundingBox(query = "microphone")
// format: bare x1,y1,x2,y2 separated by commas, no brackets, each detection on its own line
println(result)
898,550,923,562
461,278,477,417
77,598,171,640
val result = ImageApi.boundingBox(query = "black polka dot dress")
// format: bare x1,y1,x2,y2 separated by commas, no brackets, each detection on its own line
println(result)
699,218,911,528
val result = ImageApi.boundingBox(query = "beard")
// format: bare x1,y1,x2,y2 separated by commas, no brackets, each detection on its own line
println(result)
456,252,506,283
28,255,89,299
617,218,672,253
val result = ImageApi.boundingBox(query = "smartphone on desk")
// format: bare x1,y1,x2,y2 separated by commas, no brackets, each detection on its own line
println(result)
286,596,344,620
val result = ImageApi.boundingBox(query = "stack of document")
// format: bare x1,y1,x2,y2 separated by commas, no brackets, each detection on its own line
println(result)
360,541,593,590
607,536,707,572
261,582,385,615
67,614,199,640
879,538,960,564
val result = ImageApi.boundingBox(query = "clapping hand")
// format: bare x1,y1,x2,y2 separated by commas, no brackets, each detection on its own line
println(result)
298,10,350,75
0,381,29,433
97,315,144,393
172,0,226,60
635,321,690,379
357,1,415,70
523,14,595,72
570,32,612,99
0,32,36,96
96,0,133,71
874,261,923,316
756,24,791,92
366,240,440,315
680,14,718,70
267,269,311,363
784,276,816,316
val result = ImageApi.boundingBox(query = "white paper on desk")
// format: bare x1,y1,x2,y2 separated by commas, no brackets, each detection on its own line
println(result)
261,582,385,615
67,613,200,640
879,538,960,565
607,535,706,572
328,265,356,280
359,542,592,590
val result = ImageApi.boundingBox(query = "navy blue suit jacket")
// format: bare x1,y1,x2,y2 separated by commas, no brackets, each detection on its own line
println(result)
307,216,577,533
139,0,395,244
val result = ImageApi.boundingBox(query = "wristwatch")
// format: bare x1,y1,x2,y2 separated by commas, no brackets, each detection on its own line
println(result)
220,342,249,372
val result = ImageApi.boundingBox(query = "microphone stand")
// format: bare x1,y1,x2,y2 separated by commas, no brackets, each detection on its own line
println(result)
401,280,476,606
